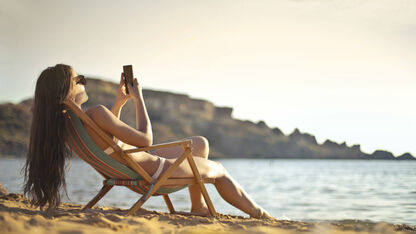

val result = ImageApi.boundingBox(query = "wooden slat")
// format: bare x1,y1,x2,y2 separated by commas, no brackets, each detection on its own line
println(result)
123,140,192,154
137,178,215,186
164,178,215,185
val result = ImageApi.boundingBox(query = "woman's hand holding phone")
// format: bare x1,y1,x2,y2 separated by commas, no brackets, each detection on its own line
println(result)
116,72,142,106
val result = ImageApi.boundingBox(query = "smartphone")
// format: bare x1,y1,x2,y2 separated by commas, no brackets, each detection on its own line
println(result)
123,65,134,94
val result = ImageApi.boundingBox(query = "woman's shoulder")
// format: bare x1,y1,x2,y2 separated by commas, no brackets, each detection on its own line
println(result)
85,105,110,119
83,105,121,136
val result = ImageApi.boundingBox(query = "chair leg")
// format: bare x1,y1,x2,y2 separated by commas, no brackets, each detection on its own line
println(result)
82,185,113,211
163,195,175,213
127,196,146,215
186,154,217,216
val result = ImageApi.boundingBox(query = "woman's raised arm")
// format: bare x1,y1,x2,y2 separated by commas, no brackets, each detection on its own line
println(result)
89,72,153,147
86,105,152,147
130,78,153,145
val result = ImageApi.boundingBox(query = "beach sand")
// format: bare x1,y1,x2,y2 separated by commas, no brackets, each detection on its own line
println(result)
0,184,414,234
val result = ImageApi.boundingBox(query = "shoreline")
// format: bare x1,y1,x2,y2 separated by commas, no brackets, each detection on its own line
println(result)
1,193,415,234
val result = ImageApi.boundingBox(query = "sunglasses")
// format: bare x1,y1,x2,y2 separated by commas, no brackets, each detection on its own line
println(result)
74,75,87,85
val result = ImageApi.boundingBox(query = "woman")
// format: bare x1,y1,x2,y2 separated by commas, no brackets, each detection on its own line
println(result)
23,64,274,220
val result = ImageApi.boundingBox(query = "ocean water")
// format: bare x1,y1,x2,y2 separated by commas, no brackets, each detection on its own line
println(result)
1,158,415,225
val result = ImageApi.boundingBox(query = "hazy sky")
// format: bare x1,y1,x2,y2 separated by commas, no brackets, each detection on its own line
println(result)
1,0,415,156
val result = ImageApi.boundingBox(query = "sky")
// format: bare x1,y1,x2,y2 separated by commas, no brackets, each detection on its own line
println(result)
1,0,415,156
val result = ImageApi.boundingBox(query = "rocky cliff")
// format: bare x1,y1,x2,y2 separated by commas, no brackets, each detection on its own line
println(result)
0,77,414,160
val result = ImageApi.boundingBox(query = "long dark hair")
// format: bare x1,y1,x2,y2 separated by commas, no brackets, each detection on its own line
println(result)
23,64,75,210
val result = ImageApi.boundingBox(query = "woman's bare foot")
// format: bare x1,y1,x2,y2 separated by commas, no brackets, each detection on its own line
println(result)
190,206,210,216
250,208,277,221
174,206,211,217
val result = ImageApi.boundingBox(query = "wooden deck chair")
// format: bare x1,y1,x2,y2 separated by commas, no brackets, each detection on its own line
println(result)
63,99,217,216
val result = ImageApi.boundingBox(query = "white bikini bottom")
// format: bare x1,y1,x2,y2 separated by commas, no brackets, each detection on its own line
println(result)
103,140,166,180
152,157,166,180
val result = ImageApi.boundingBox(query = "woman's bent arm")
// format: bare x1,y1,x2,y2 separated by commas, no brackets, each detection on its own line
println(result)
87,105,152,147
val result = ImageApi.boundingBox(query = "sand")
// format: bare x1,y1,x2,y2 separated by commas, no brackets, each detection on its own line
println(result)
0,188,415,234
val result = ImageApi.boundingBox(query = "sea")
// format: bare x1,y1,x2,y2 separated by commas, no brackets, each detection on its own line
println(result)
1,158,415,225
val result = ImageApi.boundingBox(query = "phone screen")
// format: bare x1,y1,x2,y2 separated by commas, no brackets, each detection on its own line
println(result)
123,65,134,94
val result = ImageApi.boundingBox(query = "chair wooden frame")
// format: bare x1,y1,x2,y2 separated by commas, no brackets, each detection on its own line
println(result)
63,99,217,216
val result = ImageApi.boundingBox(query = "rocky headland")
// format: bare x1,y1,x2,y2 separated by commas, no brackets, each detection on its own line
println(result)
0,77,414,160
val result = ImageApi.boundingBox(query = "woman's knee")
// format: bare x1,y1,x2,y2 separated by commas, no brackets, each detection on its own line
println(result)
186,157,225,179
205,160,226,178
185,136,209,159
216,161,226,175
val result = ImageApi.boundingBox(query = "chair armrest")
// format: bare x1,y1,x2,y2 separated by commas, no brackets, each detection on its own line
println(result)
123,139,192,154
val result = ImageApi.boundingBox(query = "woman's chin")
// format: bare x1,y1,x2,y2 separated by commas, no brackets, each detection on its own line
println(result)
79,95,89,104
74,95,88,106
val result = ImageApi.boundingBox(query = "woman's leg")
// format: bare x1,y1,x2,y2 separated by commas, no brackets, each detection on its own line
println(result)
169,157,271,218
150,136,210,214
131,148,272,219
213,167,266,218
149,136,209,159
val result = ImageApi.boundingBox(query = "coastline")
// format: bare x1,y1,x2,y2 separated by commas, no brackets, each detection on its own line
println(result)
0,193,414,234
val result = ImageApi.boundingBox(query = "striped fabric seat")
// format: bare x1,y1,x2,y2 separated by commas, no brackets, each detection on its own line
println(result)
66,109,188,196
